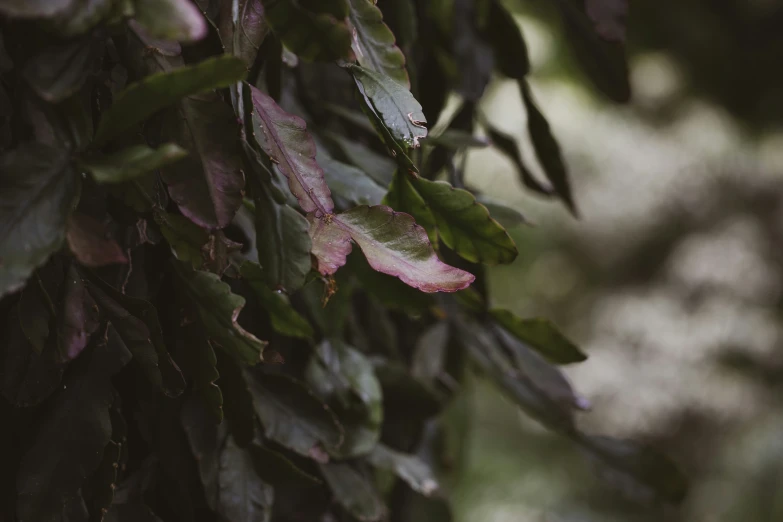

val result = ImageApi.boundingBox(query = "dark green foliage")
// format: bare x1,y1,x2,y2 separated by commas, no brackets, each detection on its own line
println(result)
0,1,686,521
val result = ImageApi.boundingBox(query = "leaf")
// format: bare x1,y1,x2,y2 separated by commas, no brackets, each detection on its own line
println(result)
411,176,518,265
490,309,587,365
483,121,554,197
66,213,128,268
485,0,529,80
345,252,433,314
520,81,578,216
0,143,78,299
426,129,490,150
94,55,247,145
104,504,164,522
585,0,628,42
411,322,449,383
218,436,275,522
16,325,132,522
133,0,208,43
49,0,118,37
58,265,101,362
353,90,418,173
218,0,269,66
382,169,437,245
17,259,65,354
23,37,102,103
248,371,344,460
319,461,386,522
368,444,439,496
261,0,354,62
349,64,427,149
153,211,209,269
82,144,188,184
305,340,383,457
82,270,186,397
84,394,125,520
0,0,72,17
348,0,409,88
373,359,443,419
245,82,334,216
173,263,267,365
328,134,395,187
309,205,475,292
216,351,256,446
319,150,386,207
474,195,530,229
179,324,224,421
576,434,688,504
554,0,630,103
161,93,245,229
240,261,314,340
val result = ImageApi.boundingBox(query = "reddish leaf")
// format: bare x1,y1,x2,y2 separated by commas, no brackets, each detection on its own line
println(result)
66,214,128,268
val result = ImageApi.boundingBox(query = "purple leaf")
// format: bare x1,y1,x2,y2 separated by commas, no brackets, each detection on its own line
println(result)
310,206,475,293
245,83,335,217
66,213,128,268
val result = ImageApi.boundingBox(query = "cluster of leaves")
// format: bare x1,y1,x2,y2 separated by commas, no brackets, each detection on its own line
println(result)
0,0,685,521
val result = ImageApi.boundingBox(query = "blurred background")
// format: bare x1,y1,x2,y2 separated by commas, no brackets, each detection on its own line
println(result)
448,0,783,520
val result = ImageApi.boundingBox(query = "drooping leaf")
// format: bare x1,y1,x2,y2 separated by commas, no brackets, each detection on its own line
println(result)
411,176,518,264
348,0,409,88
82,270,186,397
575,434,688,504
585,0,628,42
218,0,269,66
490,309,587,365
173,263,267,365
305,339,383,457
520,81,578,216
453,0,493,101
66,213,128,268
368,444,439,496
240,261,314,340
319,461,386,522
261,0,354,62
248,371,344,461
328,134,395,187
319,150,386,207
474,195,530,229
245,82,334,216
426,129,490,150
484,0,529,80
133,0,208,43
82,144,188,184
22,37,102,103
94,55,247,145
161,93,245,229
349,64,427,149
218,436,275,522
382,169,438,245
483,121,554,197
0,0,73,17
0,143,78,298
554,0,630,103
309,205,475,292
16,325,132,522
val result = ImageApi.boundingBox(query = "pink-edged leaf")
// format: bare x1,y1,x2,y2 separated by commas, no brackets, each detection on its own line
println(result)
310,206,475,293
245,82,334,216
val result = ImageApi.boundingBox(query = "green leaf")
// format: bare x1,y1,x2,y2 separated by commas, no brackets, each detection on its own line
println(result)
0,143,78,299
161,93,245,229
240,261,314,340
474,195,530,229
373,359,443,419
383,169,438,245
261,0,354,62
65,213,128,268
82,270,186,397
133,0,208,42
319,461,386,522
411,176,518,264
218,0,269,66
0,0,72,17
319,149,386,207
247,371,344,460
328,134,395,187
249,441,322,485
485,0,529,80
368,444,439,496
520,81,578,216
216,351,256,446
575,434,688,504
48,0,118,37
16,325,132,522
308,205,475,293
245,82,334,216
173,263,267,365
426,129,490,149
179,324,224,421
411,322,449,383
94,55,247,145
23,37,102,103
348,0,409,88
305,340,383,457
17,260,65,354
82,144,188,184
153,210,210,270
490,309,587,364
218,435,275,522
349,64,427,149
483,121,554,197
